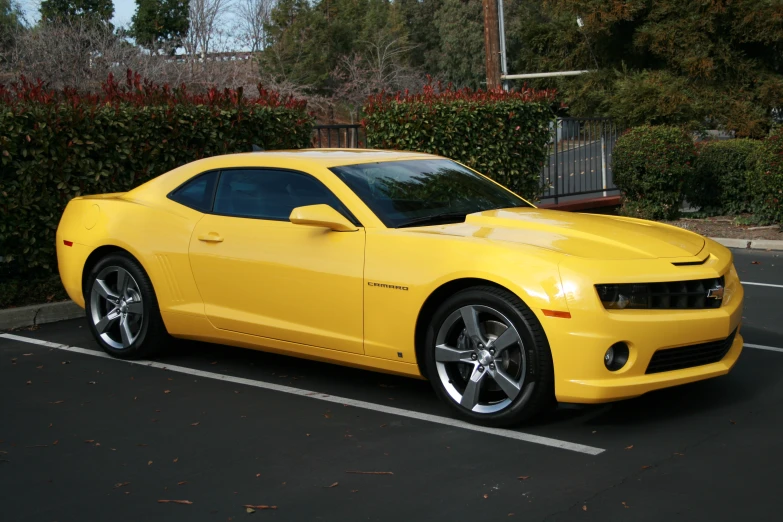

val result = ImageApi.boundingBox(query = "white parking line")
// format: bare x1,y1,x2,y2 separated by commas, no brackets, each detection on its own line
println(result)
743,282,783,289
0,333,605,456
745,343,783,354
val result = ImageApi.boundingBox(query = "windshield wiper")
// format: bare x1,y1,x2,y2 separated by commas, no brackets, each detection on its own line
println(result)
396,212,469,228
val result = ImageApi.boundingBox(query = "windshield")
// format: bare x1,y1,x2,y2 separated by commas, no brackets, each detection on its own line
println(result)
330,159,531,228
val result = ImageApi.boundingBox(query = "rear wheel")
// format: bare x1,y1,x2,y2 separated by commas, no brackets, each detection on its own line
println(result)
85,253,167,359
424,286,554,427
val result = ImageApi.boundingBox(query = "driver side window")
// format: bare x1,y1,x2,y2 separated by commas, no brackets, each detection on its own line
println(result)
212,169,356,223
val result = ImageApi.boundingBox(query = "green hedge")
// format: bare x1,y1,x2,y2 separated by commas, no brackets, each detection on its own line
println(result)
747,127,783,225
0,73,314,279
612,125,696,220
685,139,763,215
362,85,555,199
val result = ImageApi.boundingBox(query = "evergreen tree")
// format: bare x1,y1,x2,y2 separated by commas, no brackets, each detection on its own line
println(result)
40,0,114,24
131,0,190,54
434,0,484,88
0,0,23,57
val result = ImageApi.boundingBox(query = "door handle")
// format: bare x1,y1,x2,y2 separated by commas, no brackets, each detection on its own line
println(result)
198,233,224,243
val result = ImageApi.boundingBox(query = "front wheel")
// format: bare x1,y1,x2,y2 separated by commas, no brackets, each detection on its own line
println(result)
424,286,554,427
84,253,168,359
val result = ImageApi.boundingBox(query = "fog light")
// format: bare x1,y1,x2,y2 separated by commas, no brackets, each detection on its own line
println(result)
604,342,629,371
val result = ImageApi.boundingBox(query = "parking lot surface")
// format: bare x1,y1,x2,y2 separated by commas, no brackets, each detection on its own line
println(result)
2,248,782,521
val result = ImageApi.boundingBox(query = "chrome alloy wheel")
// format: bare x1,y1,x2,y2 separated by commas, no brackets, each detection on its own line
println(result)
434,305,526,413
89,266,144,350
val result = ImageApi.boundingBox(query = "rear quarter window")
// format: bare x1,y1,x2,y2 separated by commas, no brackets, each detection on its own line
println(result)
168,171,219,212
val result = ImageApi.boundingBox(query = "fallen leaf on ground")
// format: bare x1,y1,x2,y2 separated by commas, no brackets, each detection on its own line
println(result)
255,473,260,478
190,422,199,427
243,505,276,510
379,424,387,428
582,505,587,511
641,465,651,470
624,445,634,450
52,440,58,445
517,476,530,481
84,440,95,443
114,482,130,489
345,471,393,475
177,481,187,485
351,490,358,493
148,460,153,466
49,401,64,404
48,423,52,428
157,499,192,505
622,501,629,508
173,458,178,463
751,261,761,265
22,353,33,356
483,494,489,499
36,365,43,369
325,482,339,488
26,381,32,385
323,413,331,418
246,507,255,513
674,452,685,456
730,420,736,425
164,390,171,394
210,361,217,365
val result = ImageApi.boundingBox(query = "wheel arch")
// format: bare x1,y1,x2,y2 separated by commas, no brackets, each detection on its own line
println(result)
81,244,154,299
414,278,511,377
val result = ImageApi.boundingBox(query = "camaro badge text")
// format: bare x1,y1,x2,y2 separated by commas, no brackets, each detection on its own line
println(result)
368,282,409,291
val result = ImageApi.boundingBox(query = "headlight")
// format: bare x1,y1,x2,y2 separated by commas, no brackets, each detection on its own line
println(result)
595,277,724,310
595,283,650,309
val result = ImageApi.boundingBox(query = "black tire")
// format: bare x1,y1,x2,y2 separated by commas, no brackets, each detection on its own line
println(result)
424,286,555,427
84,252,168,359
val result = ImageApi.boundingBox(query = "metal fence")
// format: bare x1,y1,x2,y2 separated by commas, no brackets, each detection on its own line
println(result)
541,118,619,204
312,124,366,148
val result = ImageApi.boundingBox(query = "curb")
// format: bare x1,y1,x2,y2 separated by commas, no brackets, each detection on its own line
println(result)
0,301,84,331
711,237,783,251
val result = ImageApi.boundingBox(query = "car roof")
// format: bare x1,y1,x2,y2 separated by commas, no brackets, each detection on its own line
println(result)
229,148,441,168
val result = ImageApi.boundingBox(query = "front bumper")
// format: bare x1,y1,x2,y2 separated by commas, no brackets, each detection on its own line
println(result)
548,241,744,403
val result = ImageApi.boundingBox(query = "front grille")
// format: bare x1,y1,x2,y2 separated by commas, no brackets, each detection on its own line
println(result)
596,276,725,310
645,328,737,374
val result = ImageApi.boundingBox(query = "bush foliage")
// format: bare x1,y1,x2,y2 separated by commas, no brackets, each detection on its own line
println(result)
0,71,314,279
747,128,783,225
685,139,763,216
612,125,695,220
362,84,555,199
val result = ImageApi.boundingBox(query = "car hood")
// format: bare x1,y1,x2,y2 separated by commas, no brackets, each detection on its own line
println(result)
412,208,705,260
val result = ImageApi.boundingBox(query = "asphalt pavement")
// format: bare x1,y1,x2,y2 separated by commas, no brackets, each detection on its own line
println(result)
2,248,782,521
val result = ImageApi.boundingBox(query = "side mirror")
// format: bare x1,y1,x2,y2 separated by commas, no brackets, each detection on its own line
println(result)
289,204,358,232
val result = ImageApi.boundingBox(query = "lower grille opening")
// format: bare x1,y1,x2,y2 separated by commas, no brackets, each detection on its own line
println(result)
645,328,737,374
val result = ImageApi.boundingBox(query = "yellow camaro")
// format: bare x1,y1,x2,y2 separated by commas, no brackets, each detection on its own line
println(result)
56,150,744,426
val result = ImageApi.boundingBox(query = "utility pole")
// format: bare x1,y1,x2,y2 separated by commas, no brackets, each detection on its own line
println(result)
483,0,501,89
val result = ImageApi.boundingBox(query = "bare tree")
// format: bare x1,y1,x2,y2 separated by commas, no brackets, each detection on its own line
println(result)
3,17,261,93
185,0,233,59
333,34,426,122
234,0,275,53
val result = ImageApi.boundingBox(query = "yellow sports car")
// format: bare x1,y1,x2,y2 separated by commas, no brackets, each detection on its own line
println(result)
56,150,744,426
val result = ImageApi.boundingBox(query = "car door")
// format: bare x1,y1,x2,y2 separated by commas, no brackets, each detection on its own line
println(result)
188,168,365,354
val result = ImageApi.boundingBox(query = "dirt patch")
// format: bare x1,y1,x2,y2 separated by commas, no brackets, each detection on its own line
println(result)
663,216,782,240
